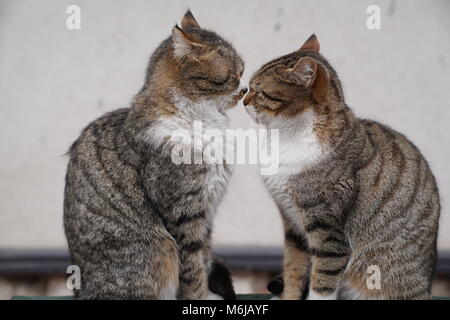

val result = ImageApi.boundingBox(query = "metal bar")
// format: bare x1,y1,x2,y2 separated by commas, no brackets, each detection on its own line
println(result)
0,247,449,276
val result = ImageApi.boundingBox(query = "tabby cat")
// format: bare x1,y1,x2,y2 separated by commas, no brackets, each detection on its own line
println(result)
244,35,440,300
64,10,246,299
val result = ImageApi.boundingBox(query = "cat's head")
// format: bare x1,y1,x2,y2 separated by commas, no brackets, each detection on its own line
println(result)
243,35,344,124
143,10,246,111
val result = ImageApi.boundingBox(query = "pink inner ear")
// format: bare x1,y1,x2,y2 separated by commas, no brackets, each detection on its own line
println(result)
297,60,316,75
291,58,318,87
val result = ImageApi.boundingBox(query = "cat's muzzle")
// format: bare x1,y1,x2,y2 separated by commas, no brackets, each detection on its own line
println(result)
232,87,248,105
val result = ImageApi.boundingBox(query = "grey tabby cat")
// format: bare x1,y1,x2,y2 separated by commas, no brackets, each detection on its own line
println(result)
64,11,246,299
244,34,440,300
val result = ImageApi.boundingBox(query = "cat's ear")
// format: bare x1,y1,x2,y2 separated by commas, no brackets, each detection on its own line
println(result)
289,57,330,103
299,34,320,52
181,9,200,29
289,57,318,87
171,25,203,58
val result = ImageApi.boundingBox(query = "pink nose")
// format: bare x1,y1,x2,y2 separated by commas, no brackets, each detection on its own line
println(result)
243,91,254,106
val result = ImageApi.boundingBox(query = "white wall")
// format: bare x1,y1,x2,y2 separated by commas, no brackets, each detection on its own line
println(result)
0,0,449,250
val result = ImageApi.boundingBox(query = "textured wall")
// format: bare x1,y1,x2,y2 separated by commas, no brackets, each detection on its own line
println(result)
0,0,449,250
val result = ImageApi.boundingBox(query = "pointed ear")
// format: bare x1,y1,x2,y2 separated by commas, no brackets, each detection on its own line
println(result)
311,62,330,103
289,57,318,87
289,57,330,103
171,26,202,58
299,34,320,52
181,9,200,29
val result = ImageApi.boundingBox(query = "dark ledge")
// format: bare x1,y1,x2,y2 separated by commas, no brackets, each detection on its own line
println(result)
0,247,449,276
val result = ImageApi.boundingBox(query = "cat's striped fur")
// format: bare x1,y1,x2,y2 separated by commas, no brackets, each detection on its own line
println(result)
244,35,440,300
64,11,245,299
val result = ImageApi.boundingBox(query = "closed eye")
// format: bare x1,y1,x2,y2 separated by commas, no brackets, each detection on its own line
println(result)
261,91,286,103
193,76,228,86
210,78,228,85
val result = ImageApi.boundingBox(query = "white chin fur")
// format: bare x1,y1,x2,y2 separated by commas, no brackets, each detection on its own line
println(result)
140,89,232,150
175,88,241,114
223,85,246,111
244,105,264,124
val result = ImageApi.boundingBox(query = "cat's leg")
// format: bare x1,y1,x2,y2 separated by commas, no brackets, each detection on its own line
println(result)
178,246,210,299
303,224,350,299
201,233,232,300
173,214,212,300
153,237,180,300
126,232,180,300
73,232,179,300
301,180,353,300
305,229,349,300
201,232,227,299
281,225,311,300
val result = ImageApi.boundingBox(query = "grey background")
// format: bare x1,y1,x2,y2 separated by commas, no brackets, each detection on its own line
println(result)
1,0,449,250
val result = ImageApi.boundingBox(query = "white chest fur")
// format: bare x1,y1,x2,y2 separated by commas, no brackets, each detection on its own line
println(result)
142,92,233,214
261,109,325,232
142,93,229,148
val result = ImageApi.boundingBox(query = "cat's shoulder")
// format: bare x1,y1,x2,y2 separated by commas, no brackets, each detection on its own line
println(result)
359,118,423,155
82,107,130,135
67,108,130,156
91,108,131,129
360,118,407,141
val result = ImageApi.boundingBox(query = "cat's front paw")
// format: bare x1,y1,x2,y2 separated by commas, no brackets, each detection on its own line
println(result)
306,289,337,300
205,291,224,300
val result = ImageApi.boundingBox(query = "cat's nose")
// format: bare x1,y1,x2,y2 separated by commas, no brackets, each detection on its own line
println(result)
241,87,248,94
243,91,254,106
243,93,252,107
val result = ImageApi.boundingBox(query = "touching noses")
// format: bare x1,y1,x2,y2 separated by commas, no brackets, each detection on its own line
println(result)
239,79,248,94
243,90,255,106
